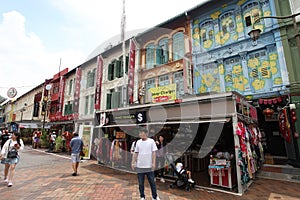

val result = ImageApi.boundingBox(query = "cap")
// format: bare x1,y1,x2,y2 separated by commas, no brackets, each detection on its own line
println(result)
176,163,183,168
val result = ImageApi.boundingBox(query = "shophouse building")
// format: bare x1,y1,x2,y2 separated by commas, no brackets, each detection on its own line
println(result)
190,0,300,167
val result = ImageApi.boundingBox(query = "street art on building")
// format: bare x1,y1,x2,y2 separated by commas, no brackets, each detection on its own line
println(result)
191,0,288,99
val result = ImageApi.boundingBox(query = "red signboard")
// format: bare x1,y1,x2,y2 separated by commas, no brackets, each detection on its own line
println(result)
128,39,136,104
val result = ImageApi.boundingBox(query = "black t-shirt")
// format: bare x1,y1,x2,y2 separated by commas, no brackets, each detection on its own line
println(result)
1,134,10,148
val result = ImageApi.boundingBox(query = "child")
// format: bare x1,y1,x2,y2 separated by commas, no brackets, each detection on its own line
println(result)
176,162,195,183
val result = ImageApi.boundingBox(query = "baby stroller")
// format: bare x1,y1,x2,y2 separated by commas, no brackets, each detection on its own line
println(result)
169,163,194,192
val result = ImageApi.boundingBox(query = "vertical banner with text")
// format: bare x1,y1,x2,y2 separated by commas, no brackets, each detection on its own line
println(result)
58,76,66,116
73,68,82,117
128,39,136,104
95,55,103,110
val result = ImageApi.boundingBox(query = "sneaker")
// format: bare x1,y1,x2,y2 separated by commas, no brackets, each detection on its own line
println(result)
4,179,8,183
7,182,13,187
152,197,160,200
140,198,145,200
160,178,165,183
72,172,77,176
188,178,195,183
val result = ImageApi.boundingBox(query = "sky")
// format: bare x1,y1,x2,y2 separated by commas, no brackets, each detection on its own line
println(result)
0,0,208,100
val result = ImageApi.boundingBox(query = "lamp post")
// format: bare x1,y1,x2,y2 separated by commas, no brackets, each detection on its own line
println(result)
121,0,127,107
248,12,300,60
42,96,48,130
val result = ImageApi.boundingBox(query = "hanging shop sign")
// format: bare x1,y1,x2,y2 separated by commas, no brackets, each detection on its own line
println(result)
149,84,176,103
136,111,146,124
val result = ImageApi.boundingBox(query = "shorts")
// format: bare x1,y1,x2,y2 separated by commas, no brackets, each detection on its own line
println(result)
1,156,20,165
71,153,80,163
34,138,40,143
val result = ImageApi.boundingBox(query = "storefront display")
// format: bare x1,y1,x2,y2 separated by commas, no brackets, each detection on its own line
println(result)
94,92,262,195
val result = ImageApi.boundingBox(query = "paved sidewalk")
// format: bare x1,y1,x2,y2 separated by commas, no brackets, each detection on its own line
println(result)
0,147,299,200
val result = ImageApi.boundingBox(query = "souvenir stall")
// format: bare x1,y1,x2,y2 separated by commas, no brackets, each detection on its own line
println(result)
95,92,263,195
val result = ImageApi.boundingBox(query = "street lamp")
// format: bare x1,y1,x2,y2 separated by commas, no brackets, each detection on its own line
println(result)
42,96,48,129
248,12,300,60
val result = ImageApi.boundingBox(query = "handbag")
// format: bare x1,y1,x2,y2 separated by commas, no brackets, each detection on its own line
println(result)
7,148,18,159
7,140,18,159
80,150,85,157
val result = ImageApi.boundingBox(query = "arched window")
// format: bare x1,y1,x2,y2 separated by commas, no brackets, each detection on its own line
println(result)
156,38,169,65
242,2,261,33
200,20,214,49
220,12,235,34
172,32,185,61
146,43,155,69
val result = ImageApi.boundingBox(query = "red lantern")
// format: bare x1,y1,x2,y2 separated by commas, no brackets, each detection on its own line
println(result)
290,110,297,122
263,108,274,118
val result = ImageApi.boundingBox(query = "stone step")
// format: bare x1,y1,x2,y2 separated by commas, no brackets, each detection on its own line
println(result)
257,164,300,183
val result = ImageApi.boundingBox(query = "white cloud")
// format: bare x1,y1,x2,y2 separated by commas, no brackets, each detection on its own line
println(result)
0,11,85,98
0,0,207,99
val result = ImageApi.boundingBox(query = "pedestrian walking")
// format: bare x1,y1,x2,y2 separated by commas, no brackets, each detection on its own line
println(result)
70,132,84,176
131,129,160,200
49,131,57,152
1,129,11,149
0,132,24,187
155,134,167,183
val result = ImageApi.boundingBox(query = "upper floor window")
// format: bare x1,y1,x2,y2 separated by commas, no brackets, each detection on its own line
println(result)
220,12,235,34
173,32,185,61
108,57,129,81
64,101,73,115
146,43,155,69
86,68,96,88
156,38,169,65
68,79,73,95
243,2,260,28
200,20,214,49
159,74,169,86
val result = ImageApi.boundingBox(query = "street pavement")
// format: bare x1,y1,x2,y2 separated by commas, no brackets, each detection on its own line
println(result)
0,146,300,200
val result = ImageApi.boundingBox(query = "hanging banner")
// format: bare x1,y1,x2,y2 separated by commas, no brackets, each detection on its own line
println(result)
79,125,93,159
278,108,291,143
73,68,82,115
128,39,136,104
58,76,66,115
95,55,104,110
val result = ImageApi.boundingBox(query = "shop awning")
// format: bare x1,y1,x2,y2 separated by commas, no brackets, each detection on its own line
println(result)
98,118,231,128
19,123,38,129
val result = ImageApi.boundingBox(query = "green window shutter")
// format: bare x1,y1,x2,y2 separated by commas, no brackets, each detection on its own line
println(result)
106,93,112,109
116,91,121,108
113,62,118,80
69,104,73,114
64,104,68,115
111,92,117,108
156,46,162,65
108,64,113,81
117,60,122,78
126,56,129,73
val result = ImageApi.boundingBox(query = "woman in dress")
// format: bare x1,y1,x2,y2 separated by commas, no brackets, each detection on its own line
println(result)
1,132,24,187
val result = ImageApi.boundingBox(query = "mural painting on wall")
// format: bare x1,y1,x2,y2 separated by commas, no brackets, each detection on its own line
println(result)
192,0,283,97
192,1,273,50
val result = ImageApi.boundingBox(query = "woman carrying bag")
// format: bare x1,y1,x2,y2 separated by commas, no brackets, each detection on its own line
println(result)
0,132,24,187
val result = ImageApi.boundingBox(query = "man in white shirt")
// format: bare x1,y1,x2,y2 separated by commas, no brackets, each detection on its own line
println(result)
131,129,160,200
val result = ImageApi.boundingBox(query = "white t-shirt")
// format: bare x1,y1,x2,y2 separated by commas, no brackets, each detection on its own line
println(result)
135,138,157,168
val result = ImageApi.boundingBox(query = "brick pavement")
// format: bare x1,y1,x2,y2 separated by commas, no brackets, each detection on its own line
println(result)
0,147,299,200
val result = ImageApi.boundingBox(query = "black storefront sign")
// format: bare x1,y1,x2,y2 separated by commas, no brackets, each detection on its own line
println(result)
136,111,146,124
